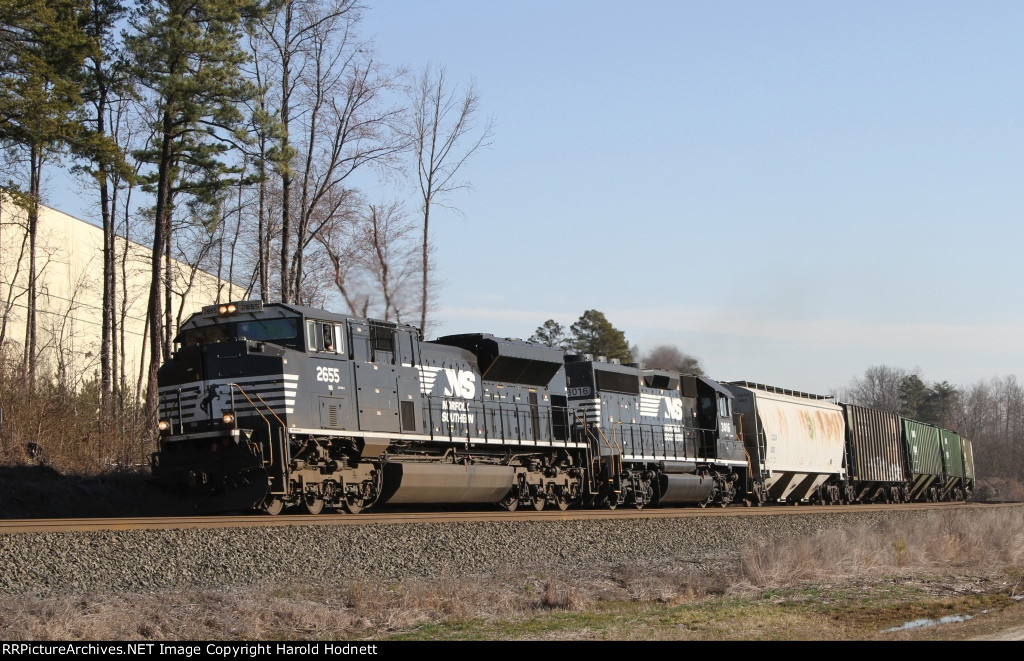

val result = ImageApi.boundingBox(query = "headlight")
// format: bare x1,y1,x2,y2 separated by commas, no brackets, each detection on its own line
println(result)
157,419,170,432
222,412,236,426
217,303,237,315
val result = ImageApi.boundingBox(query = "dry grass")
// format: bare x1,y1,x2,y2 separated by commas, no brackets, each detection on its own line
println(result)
735,509,1024,591
1,508,1022,641
1,462,1022,641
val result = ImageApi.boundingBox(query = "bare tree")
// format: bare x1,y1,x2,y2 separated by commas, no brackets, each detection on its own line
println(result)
320,221,368,316
357,201,418,321
252,0,405,305
0,197,31,350
949,376,1024,493
75,0,133,432
314,198,419,321
846,365,908,412
407,64,494,336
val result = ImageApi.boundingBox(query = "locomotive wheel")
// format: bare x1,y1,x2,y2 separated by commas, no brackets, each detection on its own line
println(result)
554,487,571,511
499,492,519,512
262,497,285,516
342,494,365,514
531,489,546,511
302,496,325,515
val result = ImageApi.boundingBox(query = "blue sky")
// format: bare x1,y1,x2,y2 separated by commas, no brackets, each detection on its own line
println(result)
49,1,1024,394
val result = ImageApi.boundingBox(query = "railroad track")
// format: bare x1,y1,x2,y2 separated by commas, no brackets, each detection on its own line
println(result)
0,500,991,534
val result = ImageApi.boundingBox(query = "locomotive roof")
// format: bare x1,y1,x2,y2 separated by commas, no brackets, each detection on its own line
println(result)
179,301,422,334
432,333,564,386
694,375,734,398
274,302,422,333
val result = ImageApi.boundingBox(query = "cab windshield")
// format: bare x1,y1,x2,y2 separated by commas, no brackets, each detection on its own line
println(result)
179,318,300,347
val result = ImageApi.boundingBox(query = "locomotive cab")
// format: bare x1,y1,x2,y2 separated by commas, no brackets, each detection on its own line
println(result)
153,301,416,513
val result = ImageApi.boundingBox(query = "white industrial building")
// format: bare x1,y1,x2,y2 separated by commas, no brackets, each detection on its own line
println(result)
0,197,238,391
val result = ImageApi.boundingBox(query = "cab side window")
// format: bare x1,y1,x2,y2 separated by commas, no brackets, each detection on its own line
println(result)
306,320,344,354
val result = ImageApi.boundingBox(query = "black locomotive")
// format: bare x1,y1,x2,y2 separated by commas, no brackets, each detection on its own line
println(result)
151,301,975,514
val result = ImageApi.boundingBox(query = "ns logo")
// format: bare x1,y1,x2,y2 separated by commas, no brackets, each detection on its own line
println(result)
433,368,478,399
660,397,684,421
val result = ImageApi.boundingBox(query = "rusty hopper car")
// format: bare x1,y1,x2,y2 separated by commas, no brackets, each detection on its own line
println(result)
725,382,847,504
841,403,911,503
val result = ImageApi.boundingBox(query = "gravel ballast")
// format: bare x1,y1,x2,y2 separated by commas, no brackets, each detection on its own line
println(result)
0,508,961,596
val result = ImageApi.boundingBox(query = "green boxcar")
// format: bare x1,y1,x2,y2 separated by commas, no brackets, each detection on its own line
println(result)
901,419,943,501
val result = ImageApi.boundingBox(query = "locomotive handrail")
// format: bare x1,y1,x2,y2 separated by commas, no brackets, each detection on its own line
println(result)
571,410,623,478
613,421,705,461
225,382,286,468
173,388,184,434
609,422,624,477
570,410,598,496
421,394,575,449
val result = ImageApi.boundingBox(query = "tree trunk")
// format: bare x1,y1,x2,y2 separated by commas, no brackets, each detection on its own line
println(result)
24,144,42,389
144,112,175,430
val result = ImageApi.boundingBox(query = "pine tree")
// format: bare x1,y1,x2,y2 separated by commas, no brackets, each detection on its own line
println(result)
529,320,570,349
569,310,632,362
74,0,134,431
0,0,94,386
126,0,261,429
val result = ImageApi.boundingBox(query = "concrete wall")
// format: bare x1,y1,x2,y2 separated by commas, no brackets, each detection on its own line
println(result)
0,197,238,391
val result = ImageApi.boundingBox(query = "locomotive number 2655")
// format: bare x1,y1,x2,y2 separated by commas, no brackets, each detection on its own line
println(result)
316,366,341,383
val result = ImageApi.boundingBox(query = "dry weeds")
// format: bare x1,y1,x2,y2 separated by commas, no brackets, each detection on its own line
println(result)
1,508,1022,641
1,464,1022,641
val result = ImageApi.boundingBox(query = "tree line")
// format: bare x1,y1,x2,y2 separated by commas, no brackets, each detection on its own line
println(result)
1,0,492,439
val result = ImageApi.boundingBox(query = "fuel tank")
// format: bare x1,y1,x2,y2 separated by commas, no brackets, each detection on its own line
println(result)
379,462,516,504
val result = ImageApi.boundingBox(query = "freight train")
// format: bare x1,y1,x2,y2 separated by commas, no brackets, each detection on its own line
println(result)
151,301,975,514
